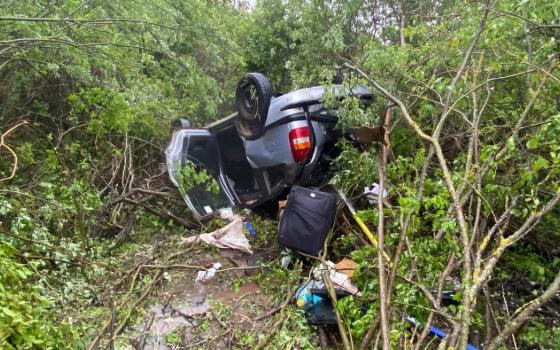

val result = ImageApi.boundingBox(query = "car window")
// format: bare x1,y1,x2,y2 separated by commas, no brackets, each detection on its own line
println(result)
166,130,233,218
181,136,231,216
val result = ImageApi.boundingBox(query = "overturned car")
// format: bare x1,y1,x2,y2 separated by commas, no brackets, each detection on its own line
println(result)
166,73,371,219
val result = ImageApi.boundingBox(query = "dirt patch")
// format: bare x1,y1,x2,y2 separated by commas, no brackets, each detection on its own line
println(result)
128,248,274,349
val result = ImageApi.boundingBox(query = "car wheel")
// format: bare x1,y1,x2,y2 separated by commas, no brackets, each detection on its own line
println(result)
171,118,191,130
235,72,273,139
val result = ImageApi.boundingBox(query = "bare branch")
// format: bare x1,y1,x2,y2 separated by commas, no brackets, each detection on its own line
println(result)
434,0,491,139
0,121,28,183
0,16,207,33
486,270,560,350
472,192,560,296
377,104,392,350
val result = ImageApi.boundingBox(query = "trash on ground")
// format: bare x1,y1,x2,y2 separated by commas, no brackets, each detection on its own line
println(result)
171,301,210,317
280,255,293,269
334,258,357,278
240,251,272,276
183,214,252,254
405,315,479,350
364,182,388,205
244,221,257,237
277,186,337,255
219,207,235,220
295,280,325,309
293,261,362,326
295,278,354,325
245,251,271,267
144,304,195,349
195,262,222,283
138,293,210,349
319,260,362,296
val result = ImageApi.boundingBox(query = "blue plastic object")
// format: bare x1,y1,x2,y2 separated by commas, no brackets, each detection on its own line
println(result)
244,222,257,237
295,280,323,310
406,315,479,350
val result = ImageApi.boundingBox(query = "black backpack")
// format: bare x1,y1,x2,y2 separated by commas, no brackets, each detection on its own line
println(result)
277,186,337,255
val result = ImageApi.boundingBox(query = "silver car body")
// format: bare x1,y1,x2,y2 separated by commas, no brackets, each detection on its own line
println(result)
166,84,370,219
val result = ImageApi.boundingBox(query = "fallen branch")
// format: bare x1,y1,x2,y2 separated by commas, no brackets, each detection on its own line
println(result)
254,304,284,321
110,270,164,342
0,121,28,182
254,283,293,350
210,308,229,329
119,197,197,228
88,269,163,350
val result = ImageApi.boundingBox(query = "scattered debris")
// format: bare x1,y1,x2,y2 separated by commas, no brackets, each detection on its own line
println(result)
405,315,479,350
295,280,325,309
295,278,354,326
280,255,293,269
195,262,222,283
278,200,287,219
306,288,353,326
318,261,362,296
294,258,362,329
352,125,387,146
241,251,272,276
171,301,210,317
183,214,252,254
136,294,210,350
364,182,388,205
334,258,357,279
244,221,257,237
245,251,271,267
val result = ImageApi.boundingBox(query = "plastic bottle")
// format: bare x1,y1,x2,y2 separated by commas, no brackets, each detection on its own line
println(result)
295,280,324,310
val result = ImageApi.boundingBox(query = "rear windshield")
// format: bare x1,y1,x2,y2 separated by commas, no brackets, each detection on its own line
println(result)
179,134,231,216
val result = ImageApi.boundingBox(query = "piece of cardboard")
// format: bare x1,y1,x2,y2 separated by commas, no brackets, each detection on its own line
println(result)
334,258,357,278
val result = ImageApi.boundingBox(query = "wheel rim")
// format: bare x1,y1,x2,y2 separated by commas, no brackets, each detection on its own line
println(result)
240,83,259,119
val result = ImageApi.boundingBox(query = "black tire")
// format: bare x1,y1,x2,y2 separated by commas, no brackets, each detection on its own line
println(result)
235,72,273,139
171,118,191,130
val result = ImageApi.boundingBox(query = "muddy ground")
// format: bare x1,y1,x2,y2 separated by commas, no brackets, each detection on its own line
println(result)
113,241,310,350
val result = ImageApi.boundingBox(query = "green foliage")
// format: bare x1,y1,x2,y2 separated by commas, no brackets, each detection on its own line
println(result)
332,140,378,192
243,0,295,90
504,244,560,284
174,160,220,196
520,320,560,349
163,329,183,346
0,0,249,344
0,243,77,349
265,308,320,349
69,88,133,135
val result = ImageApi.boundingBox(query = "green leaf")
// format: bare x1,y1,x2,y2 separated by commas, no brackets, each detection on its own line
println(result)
532,157,549,172
507,136,515,152
527,138,540,150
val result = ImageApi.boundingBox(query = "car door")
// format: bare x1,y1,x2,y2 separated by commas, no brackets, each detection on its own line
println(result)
166,128,236,219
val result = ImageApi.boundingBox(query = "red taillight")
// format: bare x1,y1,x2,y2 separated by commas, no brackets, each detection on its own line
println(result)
289,126,312,162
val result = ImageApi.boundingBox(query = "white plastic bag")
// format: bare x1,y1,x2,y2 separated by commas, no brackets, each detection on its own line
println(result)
195,262,222,283
182,214,252,254
364,182,388,205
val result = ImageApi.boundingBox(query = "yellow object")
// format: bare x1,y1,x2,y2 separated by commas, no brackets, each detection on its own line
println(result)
296,299,305,308
332,186,392,264
353,214,391,263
